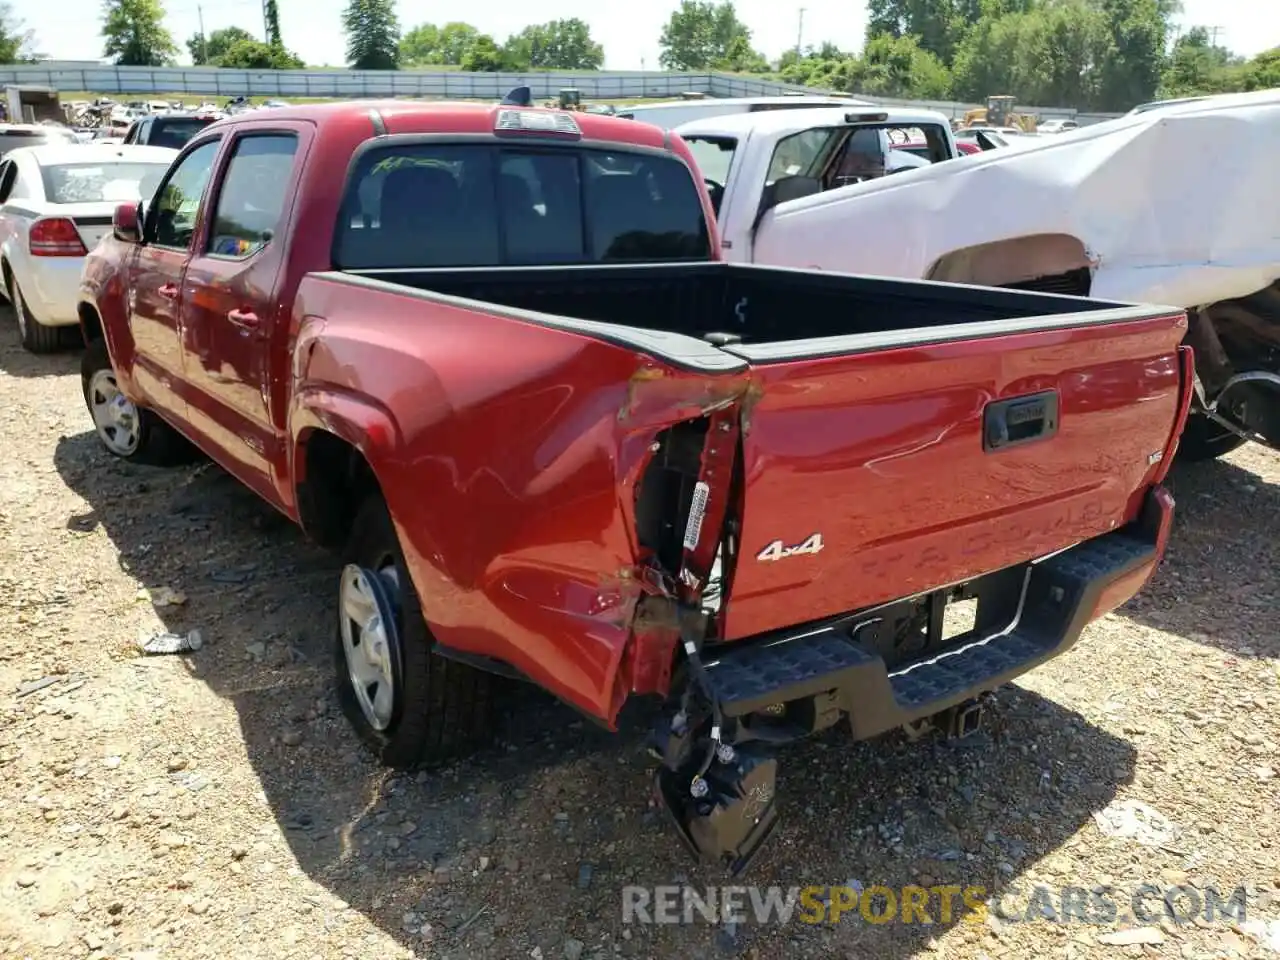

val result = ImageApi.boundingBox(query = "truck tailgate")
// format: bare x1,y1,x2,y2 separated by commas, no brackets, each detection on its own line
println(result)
717,309,1189,641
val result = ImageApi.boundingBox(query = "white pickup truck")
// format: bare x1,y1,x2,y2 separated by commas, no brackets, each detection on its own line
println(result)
676,105,962,259
674,91,1280,460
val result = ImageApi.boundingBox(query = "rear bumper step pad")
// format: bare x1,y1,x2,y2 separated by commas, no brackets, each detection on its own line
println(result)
703,491,1169,741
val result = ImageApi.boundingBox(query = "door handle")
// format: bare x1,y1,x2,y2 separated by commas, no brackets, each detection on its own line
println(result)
983,390,1059,452
227,308,260,329
158,283,179,300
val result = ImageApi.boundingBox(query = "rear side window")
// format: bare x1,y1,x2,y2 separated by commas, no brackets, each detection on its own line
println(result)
333,143,710,269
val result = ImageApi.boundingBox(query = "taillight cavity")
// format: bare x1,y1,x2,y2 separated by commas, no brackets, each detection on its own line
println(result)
30,217,88,257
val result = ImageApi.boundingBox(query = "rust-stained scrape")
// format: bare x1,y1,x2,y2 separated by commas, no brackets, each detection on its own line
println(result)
617,361,753,425
735,378,768,437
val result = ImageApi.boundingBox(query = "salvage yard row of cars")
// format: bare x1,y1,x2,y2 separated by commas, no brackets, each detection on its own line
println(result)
2,86,1278,873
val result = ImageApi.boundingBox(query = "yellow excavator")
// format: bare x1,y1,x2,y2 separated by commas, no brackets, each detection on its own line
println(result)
537,89,587,111
963,95,1037,132
532,88,616,115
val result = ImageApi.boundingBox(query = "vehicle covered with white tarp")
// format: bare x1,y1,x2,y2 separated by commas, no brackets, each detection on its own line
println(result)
707,88,1280,459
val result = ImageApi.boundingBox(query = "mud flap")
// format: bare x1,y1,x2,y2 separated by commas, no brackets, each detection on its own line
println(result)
653,742,780,877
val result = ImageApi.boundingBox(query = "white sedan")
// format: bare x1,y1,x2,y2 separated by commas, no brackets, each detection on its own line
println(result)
0,143,175,352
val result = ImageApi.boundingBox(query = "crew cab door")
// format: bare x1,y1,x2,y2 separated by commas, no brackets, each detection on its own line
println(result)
179,122,309,507
127,135,222,417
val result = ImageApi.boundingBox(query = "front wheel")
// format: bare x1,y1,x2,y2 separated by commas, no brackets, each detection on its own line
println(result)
80,340,197,466
335,494,498,767
1176,412,1247,462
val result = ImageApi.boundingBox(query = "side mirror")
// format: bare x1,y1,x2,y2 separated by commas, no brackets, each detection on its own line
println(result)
113,201,141,243
751,175,822,236
759,175,821,214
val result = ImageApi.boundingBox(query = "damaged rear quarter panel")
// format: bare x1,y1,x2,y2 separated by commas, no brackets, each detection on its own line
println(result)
292,280,750,724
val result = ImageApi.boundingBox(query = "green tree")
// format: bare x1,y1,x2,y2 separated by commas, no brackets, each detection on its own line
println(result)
1239,47,1280,91
946,7,1023,99
459,33,504,72
102,0,177,66
502,19,604,70
436,22,481,63
0,2,38,63
861,33,953,97
1159,26,1241,97
186,24,254,65
1092,0,1177,110
866,0,965,64
218,38,304,68
777,42,859,87
948,0,1173,111
658,0,763,71
264,0,283,47
953,0,1110,107
399,21,484,65
716,33,769,73
343,0,400,70
399,22,441,65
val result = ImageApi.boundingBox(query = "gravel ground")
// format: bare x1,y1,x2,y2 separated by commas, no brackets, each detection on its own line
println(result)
0,320,1277,960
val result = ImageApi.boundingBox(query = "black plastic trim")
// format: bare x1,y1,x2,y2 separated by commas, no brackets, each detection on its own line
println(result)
315,260,1183,372
983,389,1059,452
700,501,1164,740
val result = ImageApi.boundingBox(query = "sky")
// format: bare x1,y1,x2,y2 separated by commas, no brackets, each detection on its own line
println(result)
21,0,1280,71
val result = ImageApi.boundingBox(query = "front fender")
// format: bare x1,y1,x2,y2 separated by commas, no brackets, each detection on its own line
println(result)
79,249,143,399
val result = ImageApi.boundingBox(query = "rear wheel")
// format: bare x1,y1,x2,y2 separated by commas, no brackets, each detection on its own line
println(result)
80,340,197,466
335,494,497,767
6,270,62,354
1177,412,1247,462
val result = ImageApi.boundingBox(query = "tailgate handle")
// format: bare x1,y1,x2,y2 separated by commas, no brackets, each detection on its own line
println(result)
984,390,1059,451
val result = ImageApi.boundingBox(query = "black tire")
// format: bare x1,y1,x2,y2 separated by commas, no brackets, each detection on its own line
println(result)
6,270,63,354
80,340,198,466
1176,412,1247,462
335,494,497,768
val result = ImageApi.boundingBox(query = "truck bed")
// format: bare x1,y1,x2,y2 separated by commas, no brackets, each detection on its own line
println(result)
336,261,1154,361
293,262,1190,723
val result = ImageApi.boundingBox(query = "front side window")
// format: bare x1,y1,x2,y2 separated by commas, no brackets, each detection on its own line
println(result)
207,134,298,258
766,128,838,185
766,122,953,194
333,142,711,270
150,139,221,249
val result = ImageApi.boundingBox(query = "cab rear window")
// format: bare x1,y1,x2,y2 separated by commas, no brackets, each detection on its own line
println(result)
148,117,217,149
332,143,711,269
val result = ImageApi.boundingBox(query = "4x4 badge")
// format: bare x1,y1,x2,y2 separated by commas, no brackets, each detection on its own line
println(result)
756,533,825,562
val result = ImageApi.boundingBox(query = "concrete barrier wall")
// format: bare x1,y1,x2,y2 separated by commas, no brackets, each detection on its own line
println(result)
1,64,1122,125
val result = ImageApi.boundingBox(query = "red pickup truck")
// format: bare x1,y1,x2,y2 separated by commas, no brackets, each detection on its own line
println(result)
77,95,1192,873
